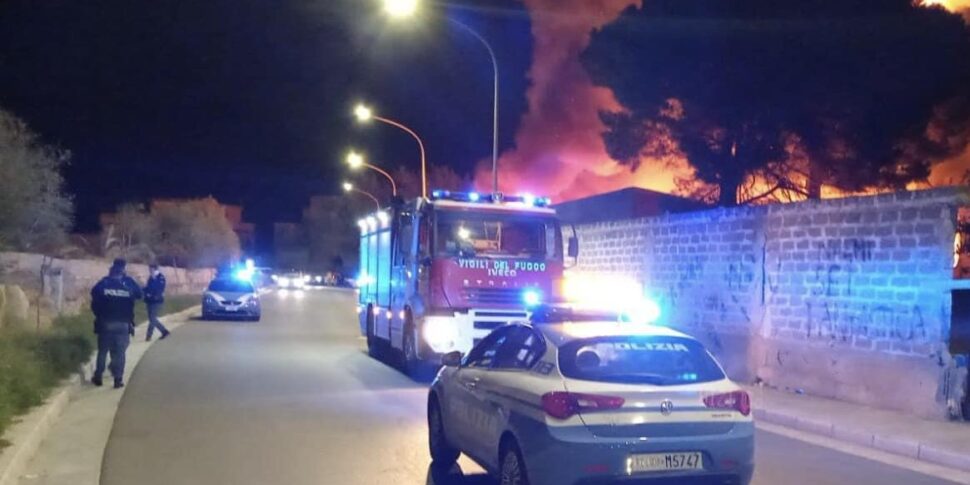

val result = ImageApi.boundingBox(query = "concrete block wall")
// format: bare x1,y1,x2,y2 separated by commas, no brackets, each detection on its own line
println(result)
0,252,215,317
571,188,967,419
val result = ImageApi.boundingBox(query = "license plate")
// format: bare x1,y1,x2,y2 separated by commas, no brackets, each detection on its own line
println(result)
225,306,239,312
627,452,703,474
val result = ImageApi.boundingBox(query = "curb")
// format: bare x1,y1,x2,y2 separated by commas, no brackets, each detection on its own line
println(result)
0,306,199,485
754,408,970,473
0,386,72,485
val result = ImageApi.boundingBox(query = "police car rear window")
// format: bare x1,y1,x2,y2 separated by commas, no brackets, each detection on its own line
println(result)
558,336,725,386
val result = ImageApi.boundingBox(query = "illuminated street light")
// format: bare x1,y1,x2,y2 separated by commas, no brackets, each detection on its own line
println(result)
381,3,500,193
345,150,397,196
342,182,381,211
352,103,427,198
383,0,418,18
354,104,373,123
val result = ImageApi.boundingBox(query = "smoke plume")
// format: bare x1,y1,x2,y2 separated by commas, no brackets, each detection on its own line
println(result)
476,0,688,203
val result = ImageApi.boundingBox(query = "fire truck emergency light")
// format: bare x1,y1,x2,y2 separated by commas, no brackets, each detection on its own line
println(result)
430,189,551,207
522,289,543,307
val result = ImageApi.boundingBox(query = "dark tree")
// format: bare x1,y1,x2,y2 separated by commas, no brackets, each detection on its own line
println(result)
583,0,970,205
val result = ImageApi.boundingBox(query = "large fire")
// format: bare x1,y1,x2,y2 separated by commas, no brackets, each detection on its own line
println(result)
924,0,970,13
474,0,691,203
481,0,969,204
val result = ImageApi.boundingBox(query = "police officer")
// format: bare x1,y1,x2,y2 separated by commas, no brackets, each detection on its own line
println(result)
91,258,142,388
144,263,170,341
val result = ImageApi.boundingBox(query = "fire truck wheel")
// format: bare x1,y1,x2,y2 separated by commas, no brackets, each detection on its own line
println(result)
366,310,381,359
402,326,420,376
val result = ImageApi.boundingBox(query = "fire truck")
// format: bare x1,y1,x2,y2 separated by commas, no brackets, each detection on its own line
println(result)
356,190,577,375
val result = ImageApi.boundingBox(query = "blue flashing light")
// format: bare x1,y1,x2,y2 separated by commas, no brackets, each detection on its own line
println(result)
430,189,552,207
522,289,542,307
624,297,662,325
234,268,254,282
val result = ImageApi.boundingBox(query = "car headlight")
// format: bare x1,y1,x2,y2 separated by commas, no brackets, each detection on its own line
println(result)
423,317,459,353
278,277,291,287
204,295,217,305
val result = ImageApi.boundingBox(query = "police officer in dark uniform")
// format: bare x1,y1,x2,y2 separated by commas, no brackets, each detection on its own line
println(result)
91,258,142,388
144,263,170,341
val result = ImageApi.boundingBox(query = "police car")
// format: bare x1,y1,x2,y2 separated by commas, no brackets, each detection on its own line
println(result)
427,306,754,485
202,278,261,321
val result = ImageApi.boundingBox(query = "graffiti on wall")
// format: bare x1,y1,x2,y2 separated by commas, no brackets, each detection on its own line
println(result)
809,238,875,297
805,301,928,342
798,237,930,344
662,248,758,336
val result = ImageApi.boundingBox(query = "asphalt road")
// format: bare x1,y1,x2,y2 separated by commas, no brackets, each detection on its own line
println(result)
100,290,962,485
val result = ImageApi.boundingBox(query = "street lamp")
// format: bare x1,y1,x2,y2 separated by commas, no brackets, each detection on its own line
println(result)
381,0,500,194
343,182,381,211
346,150,398,196
382,0,418,18
353,103,428,198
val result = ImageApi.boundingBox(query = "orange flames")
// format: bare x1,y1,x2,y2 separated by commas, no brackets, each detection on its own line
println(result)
475,0,690,203
481,1,969,204
924,0,970,12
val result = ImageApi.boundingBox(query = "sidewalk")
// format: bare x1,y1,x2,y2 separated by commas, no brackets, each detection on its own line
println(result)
748,384,970,473
10,308,198,485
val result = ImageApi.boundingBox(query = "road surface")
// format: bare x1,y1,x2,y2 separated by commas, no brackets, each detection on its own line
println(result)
100,290,962,485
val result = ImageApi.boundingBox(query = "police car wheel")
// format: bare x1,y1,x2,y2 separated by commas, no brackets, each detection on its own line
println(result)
428,398,459,464
499,442,529,485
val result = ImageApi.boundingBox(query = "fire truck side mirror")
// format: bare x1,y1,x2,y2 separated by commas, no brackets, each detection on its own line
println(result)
441,351,463,367
568,236,579,259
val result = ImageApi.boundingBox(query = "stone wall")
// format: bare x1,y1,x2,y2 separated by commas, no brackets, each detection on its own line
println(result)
0,252,215,327
571,188,968,419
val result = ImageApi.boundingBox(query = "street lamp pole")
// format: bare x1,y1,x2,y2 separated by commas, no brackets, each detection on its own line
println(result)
354,105,428,198
373,115,427,198
447,18,500,194
379,1,500,194
363,162,398,197
343,182,381,211
347,151,398,196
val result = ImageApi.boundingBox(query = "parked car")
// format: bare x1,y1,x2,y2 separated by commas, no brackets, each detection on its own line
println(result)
427,307,754,485
202,279,261,321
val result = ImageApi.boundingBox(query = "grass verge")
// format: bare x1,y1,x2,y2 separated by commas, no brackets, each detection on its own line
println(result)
0,294,198,448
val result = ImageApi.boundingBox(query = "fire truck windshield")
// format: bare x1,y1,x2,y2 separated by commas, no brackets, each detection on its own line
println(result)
435,210,562,261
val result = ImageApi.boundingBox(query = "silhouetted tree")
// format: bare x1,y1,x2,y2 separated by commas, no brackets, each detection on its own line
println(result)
0,108,73,249
583,0,970,205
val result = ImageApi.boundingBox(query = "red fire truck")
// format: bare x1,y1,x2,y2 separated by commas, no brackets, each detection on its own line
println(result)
356,190,577,375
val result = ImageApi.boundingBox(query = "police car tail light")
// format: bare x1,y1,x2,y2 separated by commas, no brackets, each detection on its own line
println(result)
703,391,751,416
541,392,625,420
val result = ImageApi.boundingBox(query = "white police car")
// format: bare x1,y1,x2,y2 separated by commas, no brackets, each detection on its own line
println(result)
202,279,261,321
427,307,754,485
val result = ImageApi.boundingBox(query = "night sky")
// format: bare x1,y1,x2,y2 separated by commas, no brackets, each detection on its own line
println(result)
0,0,533,230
